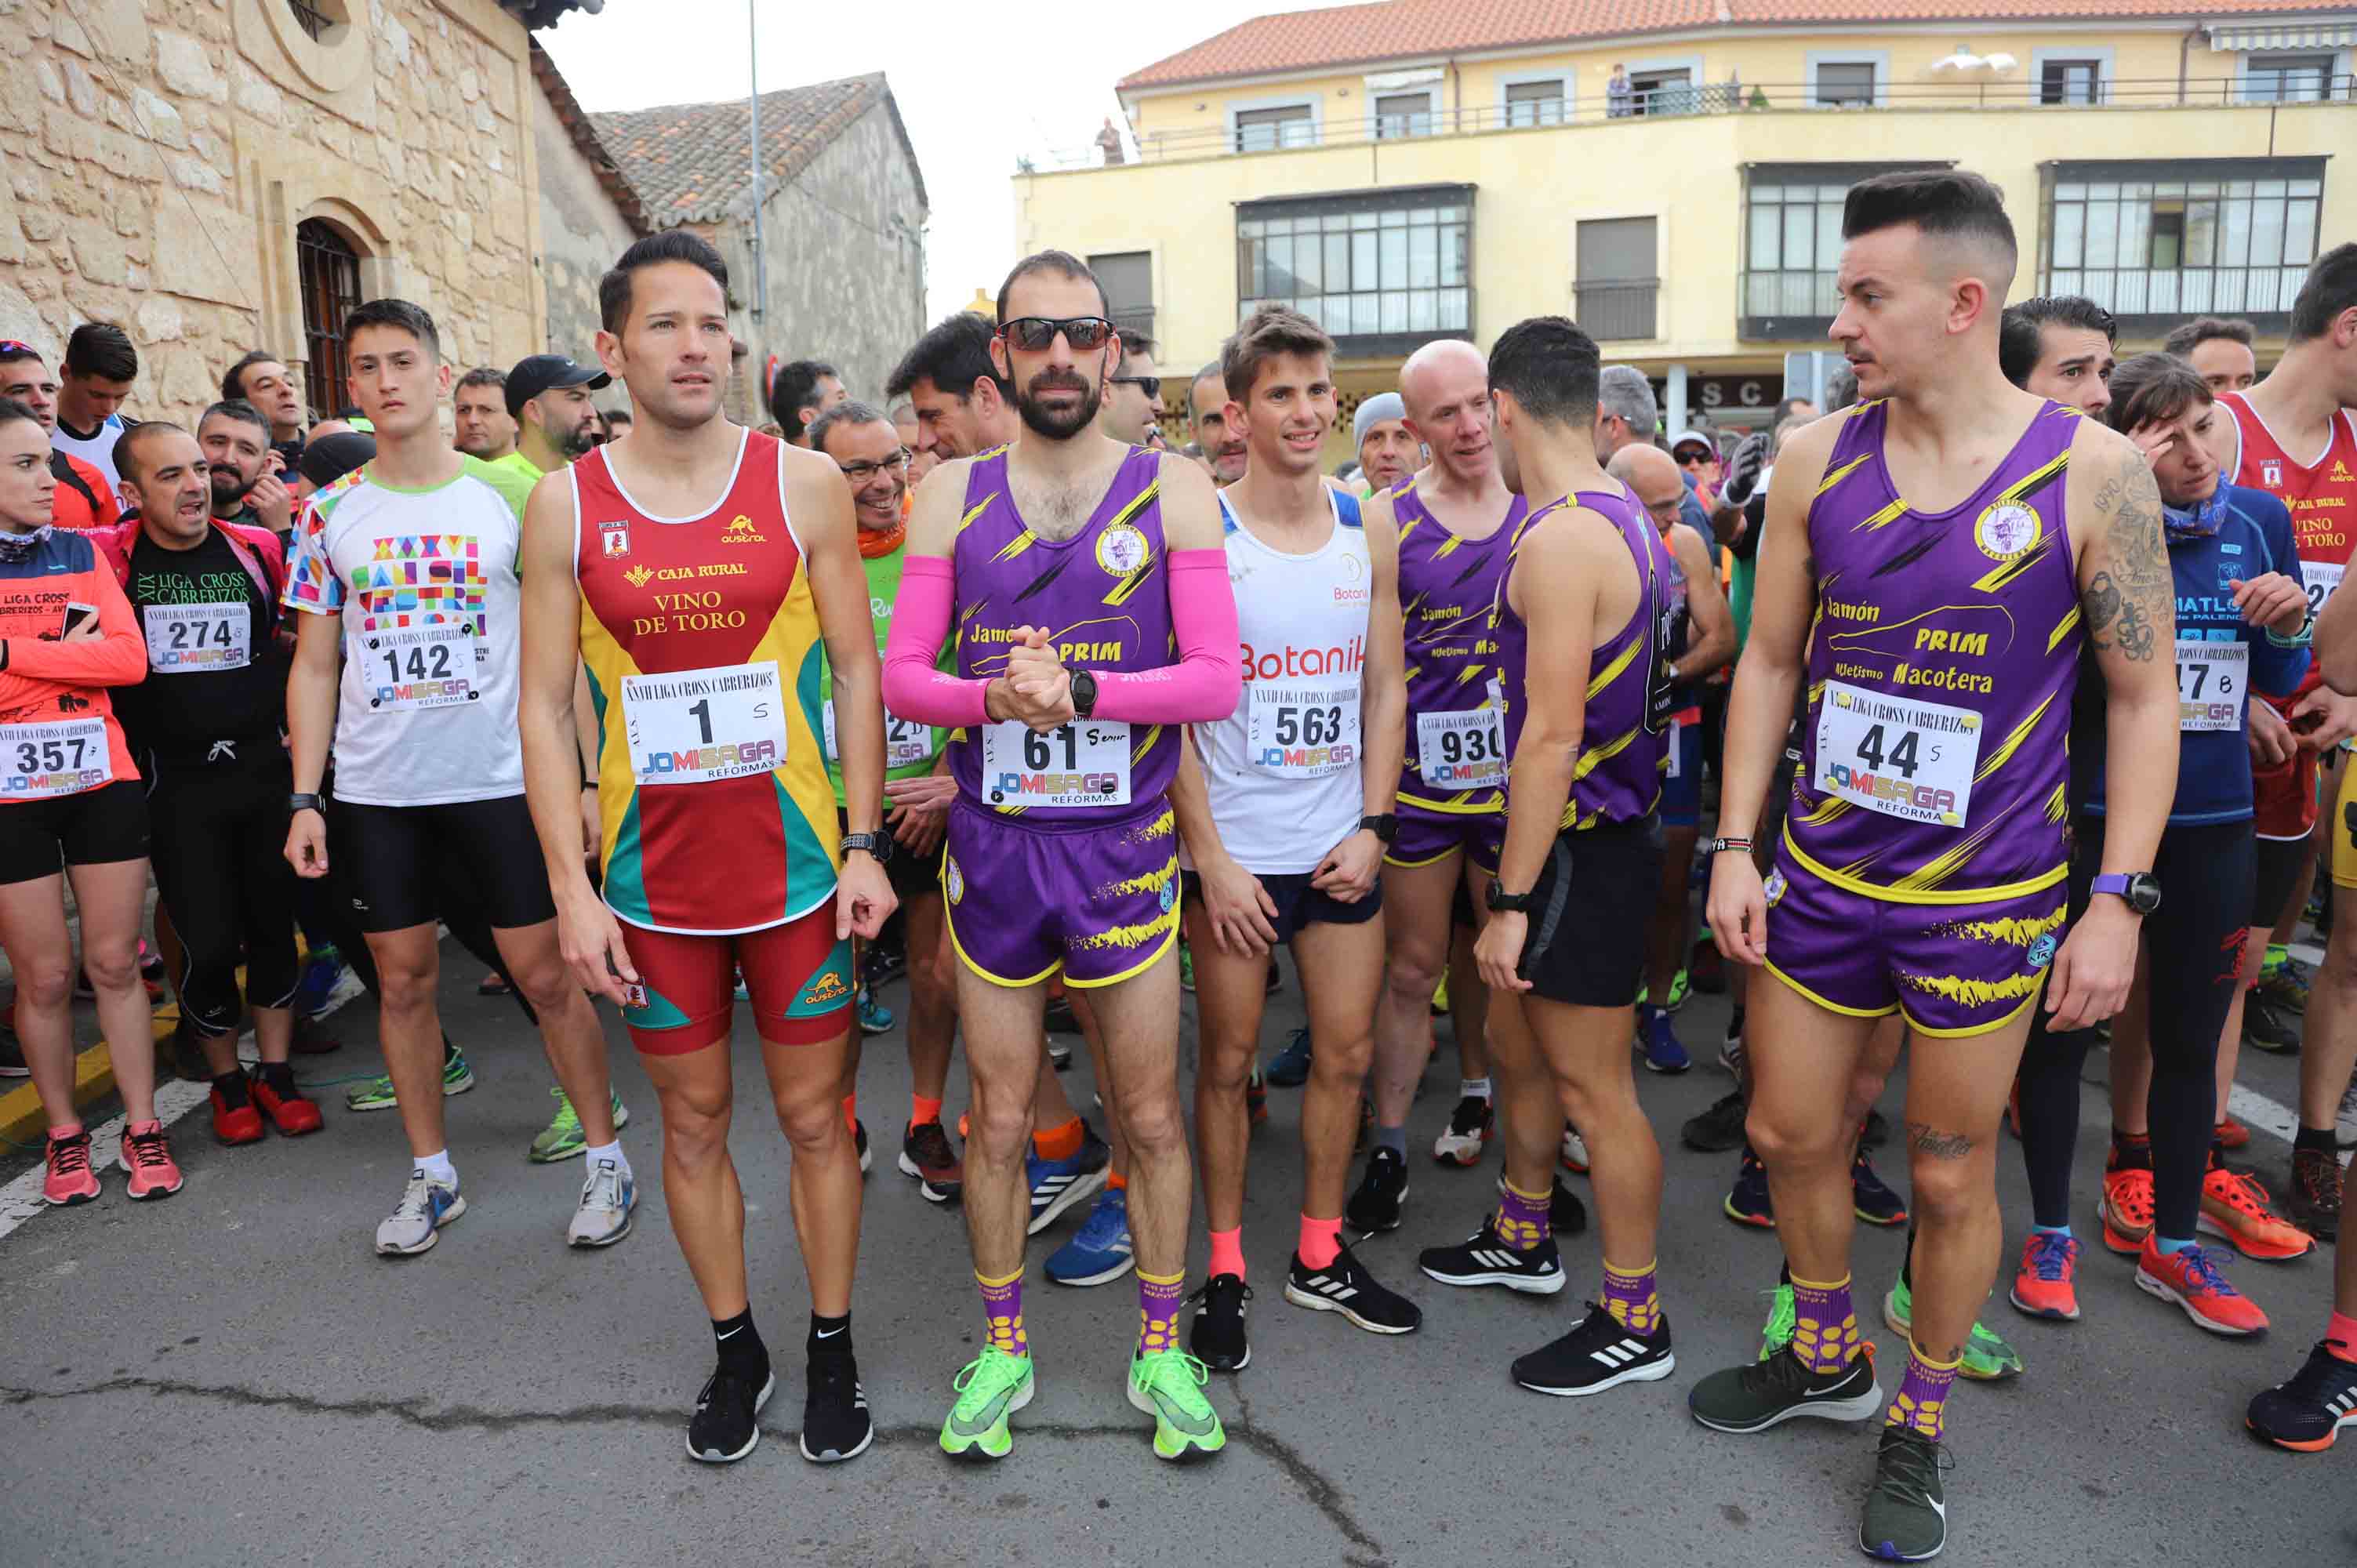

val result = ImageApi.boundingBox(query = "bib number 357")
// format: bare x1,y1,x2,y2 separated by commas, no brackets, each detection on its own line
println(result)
1813,681,1980,827
2,717,111,799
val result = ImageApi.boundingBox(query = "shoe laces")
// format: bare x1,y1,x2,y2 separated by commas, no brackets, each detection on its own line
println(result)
2025,1230,2077,1281
122,1126,171,1171
546,1087,580,1133
952,1345,1026,1397
1133,1347,1211,1397
907,1120,954,1165
579,1158,627,1210
1186,1273,1253,1311
393,1171,439,1220
2210,1168,2284,1221
1760,1286,1796,1352
2164,1242,2242,1297
1073,1189,1129,1248
2295,1149,2344,1209
1872,1428,1955,1508
48,1131,92,1176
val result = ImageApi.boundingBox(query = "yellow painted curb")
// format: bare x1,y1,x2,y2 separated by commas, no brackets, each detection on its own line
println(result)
0,1009,176,1149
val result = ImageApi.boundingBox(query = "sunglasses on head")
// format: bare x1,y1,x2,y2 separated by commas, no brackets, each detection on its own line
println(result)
1109,375,1161,401
1000,316,1115,352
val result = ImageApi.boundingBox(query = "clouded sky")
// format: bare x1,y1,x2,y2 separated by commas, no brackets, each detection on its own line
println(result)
539,0,1358,325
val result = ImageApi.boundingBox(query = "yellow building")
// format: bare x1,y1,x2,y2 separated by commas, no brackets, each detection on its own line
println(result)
1013,1,2356,460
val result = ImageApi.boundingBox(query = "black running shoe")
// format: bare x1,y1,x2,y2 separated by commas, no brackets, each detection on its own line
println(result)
2289,1145,2343,1243
1511,1301,1673,1396
2243,989,2301,1054
1682,1087,1748,1153
2247,1341,2357,1452
1418,1218,1567,1294
1725,1146,1774,1227
687,1365,775,1463
1687,1342,1880,1433
1851,1149,1909,1226
1346,1147,1409,1232
1859,1425,1951,1562
1860,1108,1890,1149
1043,995,1078,1034
1188,1272,1252,1371
1284,1243,1422,1334
799,1352,873,1464
1548,1174,1589,1236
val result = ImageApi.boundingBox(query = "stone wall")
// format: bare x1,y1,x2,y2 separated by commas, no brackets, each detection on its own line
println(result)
533,71,636,366
0,0,553,426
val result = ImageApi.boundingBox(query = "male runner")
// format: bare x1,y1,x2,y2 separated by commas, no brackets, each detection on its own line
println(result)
519,230,895,1466
1175,306,1416,1369
1352,392,1420,495
882,250,1241,1461
197,401,295,536
51,324,136,490
497,354,611,484
1690,170,2177,1561
1189,363,1249,485
452,368,519,463
222,350,311,466
2163,316,2260,397
1098,330,1163,447
281,298,630,1258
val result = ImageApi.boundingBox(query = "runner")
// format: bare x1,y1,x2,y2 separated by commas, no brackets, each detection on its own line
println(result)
1351,392,1420,496
49,324,135,491
280,298,631,1258
1690,170,2178,1561
452,368,519,463
0,343,119,531
2162,316,2260,397
1188,362,1249,485
1175,305,1417,1370
196,400,295,536
881,249,1241,1461
0,396,179,1204
495,354,611,484
518,230,895,1466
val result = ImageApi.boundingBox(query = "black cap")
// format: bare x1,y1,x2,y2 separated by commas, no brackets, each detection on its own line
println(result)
298,431,376,491
506,354,612,419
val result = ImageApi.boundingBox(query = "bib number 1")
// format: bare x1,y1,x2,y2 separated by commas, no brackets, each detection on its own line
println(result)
623,661,787,786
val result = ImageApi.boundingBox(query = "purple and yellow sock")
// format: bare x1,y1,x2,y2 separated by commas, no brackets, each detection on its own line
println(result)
1884,1340,1961,1441
1600,1257,1661,1335
1789,1272,1860,1374
1137,1268,1186,1356
979,1266,1028,1358
1494,1178,1552,1250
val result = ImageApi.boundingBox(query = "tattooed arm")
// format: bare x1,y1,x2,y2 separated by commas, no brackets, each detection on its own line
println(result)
2050,423,2179,1031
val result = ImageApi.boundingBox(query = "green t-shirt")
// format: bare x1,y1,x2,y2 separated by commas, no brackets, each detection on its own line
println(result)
488,451,544,485
1727,556,1756,657
822,543,955,807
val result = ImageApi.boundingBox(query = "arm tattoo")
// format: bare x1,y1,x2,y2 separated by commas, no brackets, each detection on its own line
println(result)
1905,1121,1973,1160
2082,443,2169,663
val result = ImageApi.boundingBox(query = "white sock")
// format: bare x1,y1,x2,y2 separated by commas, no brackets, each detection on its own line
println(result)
416,1149,457,1185
1461,1077,1492,1102
586,1139,628,1176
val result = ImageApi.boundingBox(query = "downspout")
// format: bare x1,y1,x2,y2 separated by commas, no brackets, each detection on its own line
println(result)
2179,25,2199,106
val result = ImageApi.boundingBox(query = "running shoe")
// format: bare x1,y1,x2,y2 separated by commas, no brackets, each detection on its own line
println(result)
2257,956,2313,1012
2247,1342,2357,1452
1430,971,1449,1016
1887,1276,2024,1381
1043,994,1078,1035
1344,1146,1408,1232
2099,1163,2155,1255
2008,1231,2081,1320
1851,1149,1908,1226
2243,989,2301,1054
1286,1243,1422,1334
346,1043,474,1113
688,1366,774,1464
1547,1173,1589,1236
1025,1126,1109,1234
0,1025,25,1077
118,1120,183,1200
1128,1348,1226,1460
1859,1425,1950,1563
249,1069,323,1138
2214,1115,2251,1152
1682,1087,1748,1153
800,1352,872,1464
1266,1025,1312,1087
1266,956,1283,995
291,945,348,1018
1861,1109,1890,1148
866,939,909,986
1690,1341,1879,1432
211,1074,265,1145
1725,1147,1774,1228
2287,1145,2343,1243
898,1119,962,1203
1665,968,1691,1011
1720,1010,1745,1075
1245,1061,1267,1127
1178,943,1195,993
855,1120,871,1174
939,1346,1033,1460
477,971,513,996
566,1156,635,1248
1689,938,1726,995
1433,1094,1495,1166
529,1087,630,1163
1044,1185,1134,1287
43,1127,100,1205
290,1014,342,1055
856,986,895,1036
1560,1126,1590,1174
1636,1003,1692,1074
1188,1272,1251,1371
375,1168,464,1255
2135,1236,2268,1335
1418,1218,1567,1294
1759,1282,1796,1360
1514,1301,1675,1396
2199,1165,2315,1260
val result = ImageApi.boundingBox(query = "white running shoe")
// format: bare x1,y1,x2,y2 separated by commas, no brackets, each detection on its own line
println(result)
1560,1127,1590,1174
376,1169,465,1255
567,1156,636,1247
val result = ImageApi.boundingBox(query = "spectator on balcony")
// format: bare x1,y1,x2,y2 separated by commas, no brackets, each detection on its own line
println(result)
1607,64,1632,118
1352,391,1420,495
1096,116,1126,166
2162,315,2259,395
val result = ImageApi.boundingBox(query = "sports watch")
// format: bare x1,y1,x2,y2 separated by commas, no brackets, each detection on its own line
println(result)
839,829,895,867
1070,668,1099,719
2090,872,2161,915
1487,878,1534,914
288,793,327,818
1359,813,1398,845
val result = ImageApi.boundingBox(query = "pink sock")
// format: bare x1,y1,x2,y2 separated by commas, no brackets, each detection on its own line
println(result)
1208,1227,1246,1281
2329,1312,2357,1363
1297,1214,1342,1270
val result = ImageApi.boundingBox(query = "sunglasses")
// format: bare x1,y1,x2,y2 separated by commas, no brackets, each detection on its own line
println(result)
1109,375,1162,401
1000,316,1116,352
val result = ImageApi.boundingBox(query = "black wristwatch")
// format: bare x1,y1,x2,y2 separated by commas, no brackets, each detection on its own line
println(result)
1070,668,1099,719
288,792,326,818
1358,812,1397,845
1487,878,1534,913
840,829,895,867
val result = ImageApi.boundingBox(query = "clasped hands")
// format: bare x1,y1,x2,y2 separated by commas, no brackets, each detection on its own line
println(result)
995,626,1078,731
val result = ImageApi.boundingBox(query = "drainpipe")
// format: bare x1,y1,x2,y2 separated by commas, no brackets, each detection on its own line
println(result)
2178,26,2200,106
1448,56,1462,132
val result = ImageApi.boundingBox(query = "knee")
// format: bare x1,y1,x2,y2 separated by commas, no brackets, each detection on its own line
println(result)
79,941,140,993
376,963,438,1012
968,1083,1033,1161
660,1083,733,1167
1197,1039,1253,1095
1908,1152,1983,1227
772,1085,845,1153
15,957,74,1011
2322,920,2357,985
507,953,581,1016
1383,941,1444,1001
1120,1087,1187,1156
1308,1030,1374,1083
1746,1106,1845,1171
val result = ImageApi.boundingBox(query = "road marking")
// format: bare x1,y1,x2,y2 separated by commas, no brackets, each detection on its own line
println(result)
0,1077,211,1243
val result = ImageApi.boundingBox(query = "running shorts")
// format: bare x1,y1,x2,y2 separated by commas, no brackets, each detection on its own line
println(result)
1514,818,1663,1007
943,800,1178,989
2255,829,2312,927
2330,756,2357,893
838,808,939,900
1386,802,1505,875
1658,719,1704,830
619,898,852,1054
1181,867,1382,946
0,779,147,885
2251,708,2319,841
331,794,557,935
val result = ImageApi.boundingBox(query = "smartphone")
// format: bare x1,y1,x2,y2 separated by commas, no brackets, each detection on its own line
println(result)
62,601,98,637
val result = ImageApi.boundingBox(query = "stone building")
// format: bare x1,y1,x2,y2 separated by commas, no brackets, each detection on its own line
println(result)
530,39,648,363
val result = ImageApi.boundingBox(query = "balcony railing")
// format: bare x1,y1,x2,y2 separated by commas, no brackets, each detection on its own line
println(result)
1574,280,1659,342
1023,74,2354,171
2042,264,2312,327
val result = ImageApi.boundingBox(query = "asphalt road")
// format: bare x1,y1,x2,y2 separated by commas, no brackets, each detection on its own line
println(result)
2,949,2352,1567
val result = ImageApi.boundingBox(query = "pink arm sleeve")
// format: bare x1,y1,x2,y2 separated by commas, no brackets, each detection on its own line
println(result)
1090,549,1242,724
881,556,991,728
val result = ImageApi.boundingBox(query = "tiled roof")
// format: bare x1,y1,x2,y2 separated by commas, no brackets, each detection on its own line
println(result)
1118,0,2344,89
593,74,906,227
528,41,650,238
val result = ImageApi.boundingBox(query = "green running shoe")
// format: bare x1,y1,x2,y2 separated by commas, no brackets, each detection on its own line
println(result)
856,985,895,1036
1666,967,1691,1011
1883,1276,2023,1382
346,1044,475,1112
1178,944,1197,993
1127,1348,1225,1460
939,1346,1034,1459
1759,1281,1796,1362
530,1086,631,1163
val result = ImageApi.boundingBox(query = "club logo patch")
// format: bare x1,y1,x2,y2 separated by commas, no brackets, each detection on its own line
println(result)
945,854,965,905
1158,878,1177,913
600,521,630,558
1095,522,1149,577
2261,459,2284,488
1973,502,2041,562
620,982,649,1010
1763,869,1787,906
2027,933,2058,971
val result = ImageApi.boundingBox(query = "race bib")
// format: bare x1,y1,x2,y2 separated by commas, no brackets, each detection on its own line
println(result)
2175,638,2248,733
823,699,932,770
1248,681,1359,779
2,717,111,799
143,601,250,673
2303,561,2344,619
1813,681,1980,827
1417,708,1505,789
980,720,1131,808
361,622,478,712
622,661,786,786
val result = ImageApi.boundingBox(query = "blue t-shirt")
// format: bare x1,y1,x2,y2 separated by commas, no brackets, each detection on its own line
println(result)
2084,483,2308,825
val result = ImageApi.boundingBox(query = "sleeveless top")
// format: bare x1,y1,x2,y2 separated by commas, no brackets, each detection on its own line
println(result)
949,445,1179,827
572,428,839,935
1492,484,1670,829
1393,480,1521,815
1786,399,2083,902
1193,488,1369,873
2217,391,2357,619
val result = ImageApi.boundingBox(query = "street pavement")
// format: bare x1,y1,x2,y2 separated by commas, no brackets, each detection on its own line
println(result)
2,949,2352,1567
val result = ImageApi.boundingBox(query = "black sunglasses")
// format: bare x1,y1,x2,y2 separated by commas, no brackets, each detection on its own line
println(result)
1001,316,1116,352
1109,375,1162,401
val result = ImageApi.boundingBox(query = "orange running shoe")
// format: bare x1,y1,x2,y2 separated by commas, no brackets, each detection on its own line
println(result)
2198,1167,2315,1261
2100,1164,2155,1256
118,1120,184,1200
2007,1230,2080,1320
2134,1236,2268,1336
43,1127,100,1205
2213,1116,2251,1152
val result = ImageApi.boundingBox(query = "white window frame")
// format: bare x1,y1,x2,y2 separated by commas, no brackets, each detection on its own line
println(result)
2029,45,2115,106
1497,69,1573,129
1370,86,1438,140
2235,47,2353,103
1225,94,1323,154
1805,50,1890,109
1622,54,1706,117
